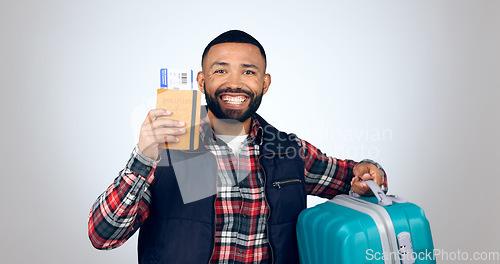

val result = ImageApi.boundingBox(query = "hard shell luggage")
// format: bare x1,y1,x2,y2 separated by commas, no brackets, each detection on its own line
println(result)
296,181,435,264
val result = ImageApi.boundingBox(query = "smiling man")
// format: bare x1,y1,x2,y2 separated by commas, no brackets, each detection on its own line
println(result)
200,41,270,128
88,30,388,264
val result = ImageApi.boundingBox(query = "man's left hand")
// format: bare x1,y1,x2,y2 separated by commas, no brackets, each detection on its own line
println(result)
350,162,384,196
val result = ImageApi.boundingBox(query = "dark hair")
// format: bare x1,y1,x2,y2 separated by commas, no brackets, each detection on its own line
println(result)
201,30,267,67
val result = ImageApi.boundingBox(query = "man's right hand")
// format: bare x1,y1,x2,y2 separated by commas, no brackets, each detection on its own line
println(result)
138,108,186,160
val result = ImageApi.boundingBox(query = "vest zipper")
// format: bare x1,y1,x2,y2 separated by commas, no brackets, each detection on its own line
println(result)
258,150,295,264
272,179,302,189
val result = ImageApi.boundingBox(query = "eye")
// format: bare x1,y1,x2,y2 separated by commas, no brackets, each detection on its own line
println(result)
214,69,226,74
243,70,255,75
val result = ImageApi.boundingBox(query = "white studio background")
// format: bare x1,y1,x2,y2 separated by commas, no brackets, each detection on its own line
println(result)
1,0,499,263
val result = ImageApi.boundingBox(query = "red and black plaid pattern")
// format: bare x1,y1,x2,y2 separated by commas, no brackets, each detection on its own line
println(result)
204,120,271,263
88,146,157,249
298,138,387,198
88,117,387,264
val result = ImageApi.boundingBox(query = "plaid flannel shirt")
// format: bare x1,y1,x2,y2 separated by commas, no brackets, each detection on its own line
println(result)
88,117,387,263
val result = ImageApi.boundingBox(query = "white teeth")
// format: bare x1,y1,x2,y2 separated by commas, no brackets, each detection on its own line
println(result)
221,95,246,104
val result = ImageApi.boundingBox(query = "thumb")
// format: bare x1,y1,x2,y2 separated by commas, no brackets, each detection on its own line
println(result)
360,173,373,181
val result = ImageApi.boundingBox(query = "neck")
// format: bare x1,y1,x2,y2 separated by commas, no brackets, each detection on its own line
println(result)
205,110,251,136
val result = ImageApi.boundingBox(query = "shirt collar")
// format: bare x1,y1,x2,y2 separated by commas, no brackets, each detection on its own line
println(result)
249,118,264,145
199,115,264,146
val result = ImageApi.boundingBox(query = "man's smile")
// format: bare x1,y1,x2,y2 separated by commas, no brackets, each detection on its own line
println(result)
219,93,250,107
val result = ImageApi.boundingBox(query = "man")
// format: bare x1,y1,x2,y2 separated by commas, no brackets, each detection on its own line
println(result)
88,30,387,264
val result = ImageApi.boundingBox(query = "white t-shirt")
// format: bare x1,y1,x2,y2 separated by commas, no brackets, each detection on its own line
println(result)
216,134,248,157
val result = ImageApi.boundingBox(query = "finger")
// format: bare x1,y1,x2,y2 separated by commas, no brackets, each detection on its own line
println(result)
368,166,383,186
350,175,360,186
141,128,186,141
360,173,373,181
351,175,368,195
351,181,367,195
150,118,185,129
140,120,184,143
143,134,180,146
359,181,368,191
357,181,373,196
153,127,186,136
155,135,180,144
142,109,171,125
353,163,368,177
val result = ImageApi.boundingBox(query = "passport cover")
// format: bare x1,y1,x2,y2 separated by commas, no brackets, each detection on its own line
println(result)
156,89,201,150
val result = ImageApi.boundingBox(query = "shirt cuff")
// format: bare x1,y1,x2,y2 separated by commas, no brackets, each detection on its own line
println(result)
125,146,160,178
135,145,159,165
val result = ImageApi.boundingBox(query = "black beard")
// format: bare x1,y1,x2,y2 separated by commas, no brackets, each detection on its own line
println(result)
204,85,263,122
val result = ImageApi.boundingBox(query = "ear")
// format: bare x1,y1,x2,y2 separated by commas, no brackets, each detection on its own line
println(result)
262,73,271,95
196,71,205,94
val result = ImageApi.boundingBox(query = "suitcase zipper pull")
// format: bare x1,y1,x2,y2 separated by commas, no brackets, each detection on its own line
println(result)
273,182,282,189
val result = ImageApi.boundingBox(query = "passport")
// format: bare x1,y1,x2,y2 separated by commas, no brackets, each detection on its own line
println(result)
156,89,201,150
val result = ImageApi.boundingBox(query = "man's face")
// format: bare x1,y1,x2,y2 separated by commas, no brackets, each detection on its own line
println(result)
197,43,271,122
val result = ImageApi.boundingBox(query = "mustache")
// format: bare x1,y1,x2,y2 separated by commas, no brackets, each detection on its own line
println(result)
214,88,254,98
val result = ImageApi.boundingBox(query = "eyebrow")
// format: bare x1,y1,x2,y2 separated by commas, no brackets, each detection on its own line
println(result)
241,63,259,70
211,61,229,68
210,61,261,71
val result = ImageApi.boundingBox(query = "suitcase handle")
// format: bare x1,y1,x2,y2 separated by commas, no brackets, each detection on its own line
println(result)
362,180,408,206
364,180,393,206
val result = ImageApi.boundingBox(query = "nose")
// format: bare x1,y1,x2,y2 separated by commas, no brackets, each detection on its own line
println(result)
225,72,242,89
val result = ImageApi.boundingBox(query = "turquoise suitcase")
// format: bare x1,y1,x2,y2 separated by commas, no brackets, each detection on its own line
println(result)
296,181,435,264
